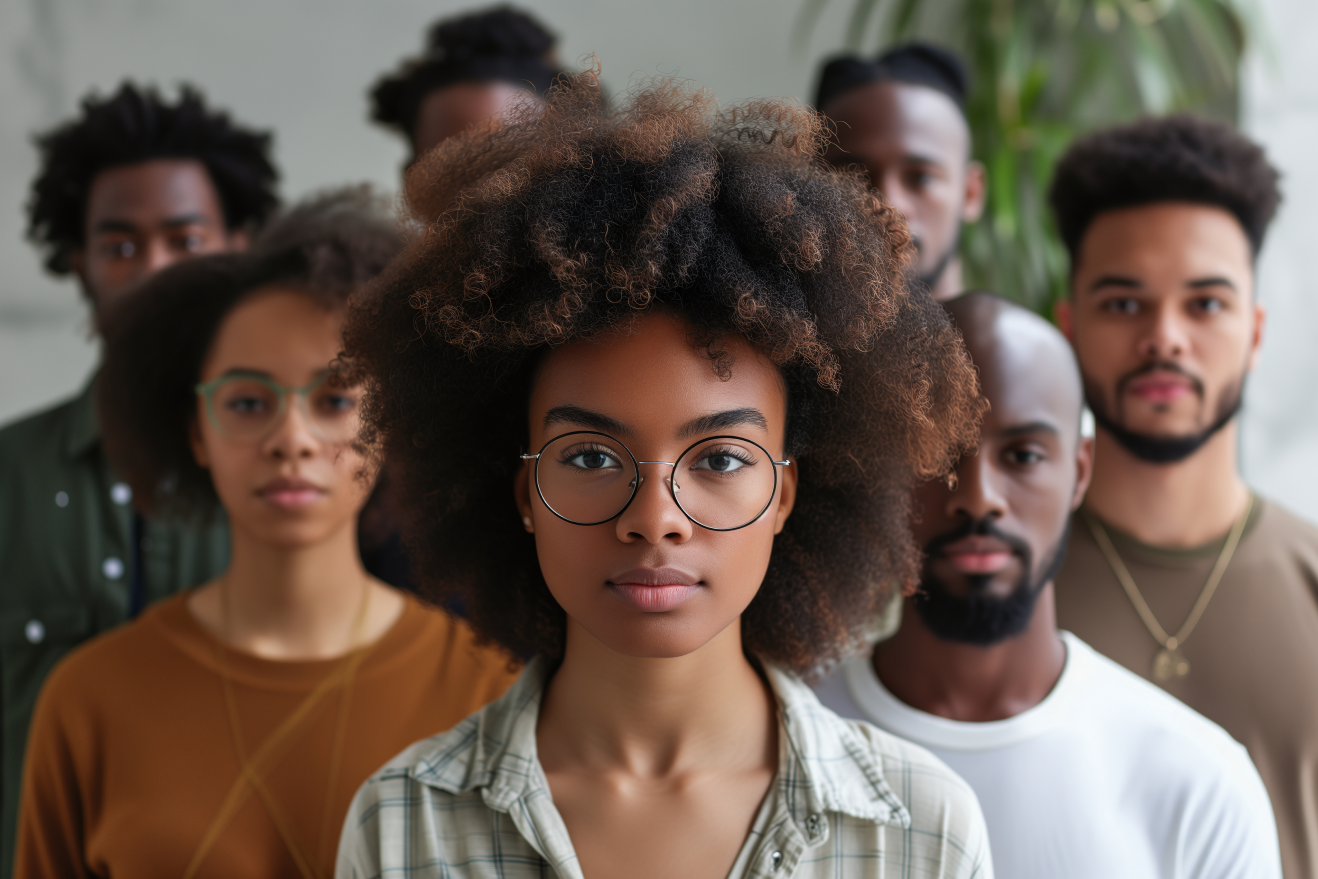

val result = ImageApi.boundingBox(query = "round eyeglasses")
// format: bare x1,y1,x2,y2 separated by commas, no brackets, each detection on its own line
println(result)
195,371,362,444
520,431,791,531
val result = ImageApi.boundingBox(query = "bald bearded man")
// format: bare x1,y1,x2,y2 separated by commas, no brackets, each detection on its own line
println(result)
815,293,1280,878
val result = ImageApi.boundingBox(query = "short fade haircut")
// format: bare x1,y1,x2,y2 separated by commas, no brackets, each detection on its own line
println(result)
26,82,280,276
370,5,562,142
815,42,968,114
97,186,404,519
1049,113,1281,262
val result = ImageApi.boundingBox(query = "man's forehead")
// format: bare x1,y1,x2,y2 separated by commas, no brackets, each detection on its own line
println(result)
86,159,223,226
826,80,969,156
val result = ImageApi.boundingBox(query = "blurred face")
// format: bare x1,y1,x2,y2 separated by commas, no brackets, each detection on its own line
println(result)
1058,203,1264,463
73,160,242,318
410,81,536,161
191,288,372,548
516,311,797,658
823,81,984,290
910,316,1090,645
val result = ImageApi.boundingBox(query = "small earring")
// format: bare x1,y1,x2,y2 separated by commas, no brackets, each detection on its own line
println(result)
522,515,534,532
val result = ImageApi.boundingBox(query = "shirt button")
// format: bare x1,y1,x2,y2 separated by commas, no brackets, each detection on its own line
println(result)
110,483,132,506
806,813,822,835
770,851,783,870
103,557,125,580
54,491,69,508
24,620,45,644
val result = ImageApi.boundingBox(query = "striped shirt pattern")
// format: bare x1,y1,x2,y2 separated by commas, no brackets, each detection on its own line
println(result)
337,657,993,878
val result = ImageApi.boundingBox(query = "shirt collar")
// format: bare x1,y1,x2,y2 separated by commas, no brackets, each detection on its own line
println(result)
409,655,911,830
63,372,102,459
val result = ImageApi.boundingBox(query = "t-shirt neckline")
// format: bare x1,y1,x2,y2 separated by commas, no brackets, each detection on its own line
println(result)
844,632,1091,752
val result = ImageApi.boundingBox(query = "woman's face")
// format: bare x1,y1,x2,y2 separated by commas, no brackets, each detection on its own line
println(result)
517,311,797,658
191,288,372,548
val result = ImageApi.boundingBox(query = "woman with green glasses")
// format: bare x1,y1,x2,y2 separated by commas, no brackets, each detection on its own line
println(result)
336,78,993,878
15,188,518,879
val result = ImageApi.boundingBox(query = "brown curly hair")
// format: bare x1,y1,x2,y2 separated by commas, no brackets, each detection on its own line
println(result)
344,75,984,673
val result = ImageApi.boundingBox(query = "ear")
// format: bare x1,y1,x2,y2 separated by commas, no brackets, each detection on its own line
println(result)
961,160,987,223
1054,298,1074,342
771,457,799,535
1071,435,1094,512
189,415,211,469
514,458,535,531
1246,299,1266,372
68,250,95,301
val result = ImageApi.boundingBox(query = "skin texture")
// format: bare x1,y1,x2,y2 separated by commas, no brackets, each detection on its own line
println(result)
410,81,535,161
1056,202,1263,546
822,81,985,300
70,160,245,321
875,295,1092,721
517,312,797,879
187,289,402,660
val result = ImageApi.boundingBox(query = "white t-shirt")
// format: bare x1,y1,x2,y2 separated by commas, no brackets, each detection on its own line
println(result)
813,632,1282,879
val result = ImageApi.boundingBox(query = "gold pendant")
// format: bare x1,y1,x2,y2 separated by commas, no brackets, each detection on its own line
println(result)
1152,647,1190,681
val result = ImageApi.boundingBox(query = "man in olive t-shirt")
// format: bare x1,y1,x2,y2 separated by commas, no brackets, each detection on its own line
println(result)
1049,115,1318,879
0,83,278,873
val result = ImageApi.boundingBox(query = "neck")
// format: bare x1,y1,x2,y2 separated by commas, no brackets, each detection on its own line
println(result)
873,586,1066,722
1085,420,1250,547
928,257,963,302
191,517,399,661
537,620,776,777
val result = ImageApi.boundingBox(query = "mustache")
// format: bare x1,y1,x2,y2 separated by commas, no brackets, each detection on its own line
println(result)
923,515,1030,562
1117,360,1204,400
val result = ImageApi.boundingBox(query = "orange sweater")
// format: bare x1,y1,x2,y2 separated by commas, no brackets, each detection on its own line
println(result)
16,592,518,878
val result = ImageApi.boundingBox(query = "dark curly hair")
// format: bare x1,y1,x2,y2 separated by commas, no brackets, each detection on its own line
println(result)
97,186,405,519
26,82,280,279
343,76,984,674
1049,113,1281,262
370,5,562,143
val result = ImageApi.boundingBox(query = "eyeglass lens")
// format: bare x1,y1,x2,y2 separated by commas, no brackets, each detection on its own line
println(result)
534,433,777,529
208,377,363,444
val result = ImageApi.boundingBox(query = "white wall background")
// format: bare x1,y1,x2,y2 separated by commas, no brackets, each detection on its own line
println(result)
3,0,1315,522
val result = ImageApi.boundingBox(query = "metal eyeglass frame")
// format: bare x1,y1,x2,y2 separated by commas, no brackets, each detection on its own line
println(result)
520,430,791,531
194,370,348,443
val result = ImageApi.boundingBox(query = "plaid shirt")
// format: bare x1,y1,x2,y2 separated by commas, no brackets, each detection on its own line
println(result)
337,658,993,879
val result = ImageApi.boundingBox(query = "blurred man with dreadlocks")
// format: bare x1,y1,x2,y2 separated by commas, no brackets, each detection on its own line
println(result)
813,43,985,301
0,82,279,872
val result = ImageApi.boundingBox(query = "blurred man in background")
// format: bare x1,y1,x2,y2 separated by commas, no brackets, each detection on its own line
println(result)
816,291,1281,878
814,43,985,301
1050,114,1318,879
0,82,278,873
370,5,564,168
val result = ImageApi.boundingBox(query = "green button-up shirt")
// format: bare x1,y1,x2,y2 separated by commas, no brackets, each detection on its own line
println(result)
0,376,229,875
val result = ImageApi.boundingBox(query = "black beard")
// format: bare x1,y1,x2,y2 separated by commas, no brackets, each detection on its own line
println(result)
1084,362,1244,465
909,227,961,292
913,516,1070,646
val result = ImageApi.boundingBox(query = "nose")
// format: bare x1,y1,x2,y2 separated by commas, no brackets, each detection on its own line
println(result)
876,170,916,219
615,462,693,545
947,450,1007,523
260,397,320,461
1138,301,1190,360
141,236,177,276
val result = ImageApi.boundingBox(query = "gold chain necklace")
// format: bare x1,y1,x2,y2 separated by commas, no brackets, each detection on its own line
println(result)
1081,495,1251,682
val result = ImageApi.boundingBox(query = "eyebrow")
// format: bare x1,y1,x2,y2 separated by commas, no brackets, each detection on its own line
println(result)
92,213,214,234
543,405,630,435
541,405,770,439
1087,274,1141,294
1000,420,1061,439
678,408,768,438
1187,276,1237,290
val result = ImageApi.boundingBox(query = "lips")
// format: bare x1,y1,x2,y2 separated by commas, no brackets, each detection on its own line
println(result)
936,535,1016,576
257,475,327,509
607,567,702,613
1126,371,1194,404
